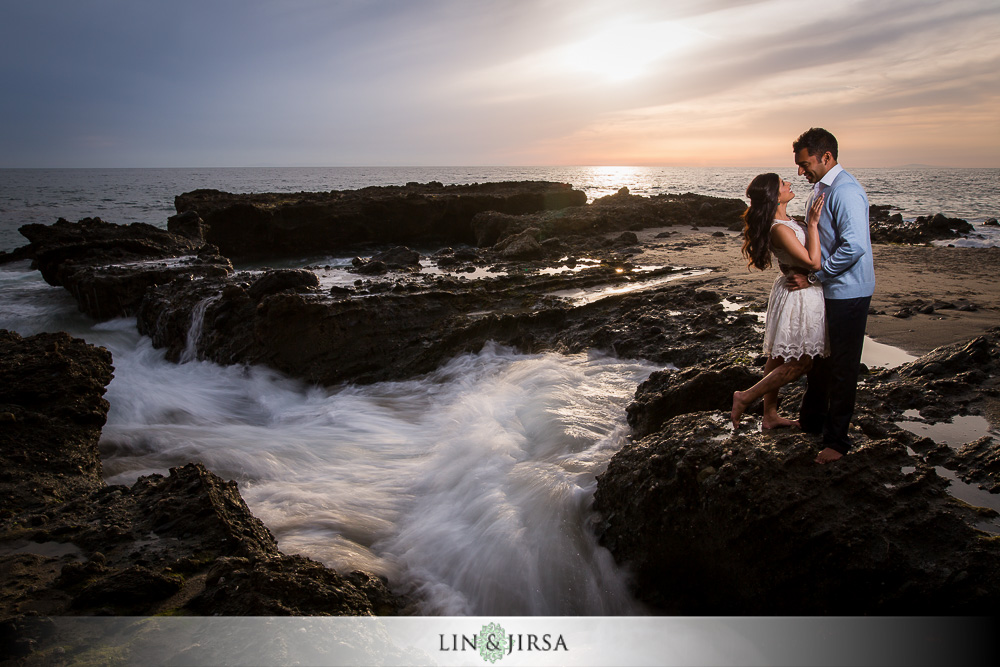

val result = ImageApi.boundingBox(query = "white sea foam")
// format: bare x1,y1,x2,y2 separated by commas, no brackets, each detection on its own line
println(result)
89,312,656,614
0,263,92,335
179,295,220,363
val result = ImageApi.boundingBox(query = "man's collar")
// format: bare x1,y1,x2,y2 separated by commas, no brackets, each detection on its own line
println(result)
819,163,844,187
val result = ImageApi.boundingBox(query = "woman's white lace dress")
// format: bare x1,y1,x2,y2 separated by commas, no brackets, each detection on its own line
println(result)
763,219,830,360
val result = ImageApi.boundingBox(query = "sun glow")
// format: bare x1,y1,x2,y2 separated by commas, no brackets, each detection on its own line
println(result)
555,20,703,82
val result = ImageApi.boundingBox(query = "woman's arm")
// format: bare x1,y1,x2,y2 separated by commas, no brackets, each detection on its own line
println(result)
770,194,824,271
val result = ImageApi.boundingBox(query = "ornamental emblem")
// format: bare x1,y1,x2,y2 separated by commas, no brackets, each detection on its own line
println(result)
478,622,508,663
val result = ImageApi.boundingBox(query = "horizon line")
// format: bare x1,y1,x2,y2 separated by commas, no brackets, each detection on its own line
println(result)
2,163,995,170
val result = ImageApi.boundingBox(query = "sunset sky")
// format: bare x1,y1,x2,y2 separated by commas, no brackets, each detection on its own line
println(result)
2,0,998,168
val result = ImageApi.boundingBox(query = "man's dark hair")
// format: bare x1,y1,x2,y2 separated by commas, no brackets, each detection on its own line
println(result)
793,127,838,161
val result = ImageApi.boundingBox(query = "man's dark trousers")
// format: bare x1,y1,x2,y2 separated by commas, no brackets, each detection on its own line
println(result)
800,296,871,454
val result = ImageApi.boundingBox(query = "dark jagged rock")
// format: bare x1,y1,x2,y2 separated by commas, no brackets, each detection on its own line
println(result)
371,246,420,267
897,335,993,379
0,331,404,629
0,245,33,265
190,554,401,616
51,252,232,322
173,181,588,260
433,246,480,268
0,330,113,513
136,261,761,386
20,217,206,287
592,190,747,230
471,191,747,248
71,565,183,611
868,204,901,225
166,209,208,241
17,217,232,320
884,296,981,320
594,328,1000,614
353,258,388,275
614,231,640,245
594,412,998,614
870,212,975,244
3,462,401,618
626,365,762,438
496,227,545,259
247,268,320,301
351,246,423,274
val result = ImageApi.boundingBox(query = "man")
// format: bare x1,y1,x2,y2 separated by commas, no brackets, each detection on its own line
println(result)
787,128,875,464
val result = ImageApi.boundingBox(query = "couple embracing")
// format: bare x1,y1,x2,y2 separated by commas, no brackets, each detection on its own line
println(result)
731,128,876,465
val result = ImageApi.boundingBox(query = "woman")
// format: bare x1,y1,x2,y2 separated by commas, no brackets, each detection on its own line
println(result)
731,173,828,429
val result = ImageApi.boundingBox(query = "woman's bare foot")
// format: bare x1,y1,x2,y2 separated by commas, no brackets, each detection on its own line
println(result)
762,415,799,430
815,447,843,464
731,391,750,428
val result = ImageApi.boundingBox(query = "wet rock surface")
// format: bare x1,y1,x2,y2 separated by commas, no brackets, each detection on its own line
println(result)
869,206,975,244
472,189,747,248
0,330,403,642
123,188,747,384
594,329,1000,614
15,184,745,331
135,265,759,386
626,365,763,439
0,330,112,513
16,217,231,320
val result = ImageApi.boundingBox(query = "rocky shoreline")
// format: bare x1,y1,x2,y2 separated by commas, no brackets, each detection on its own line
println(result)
0,330,403,656
2,181,998,645
596,333,1000,614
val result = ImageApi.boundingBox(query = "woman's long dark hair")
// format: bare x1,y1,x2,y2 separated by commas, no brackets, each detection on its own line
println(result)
741,172,780,271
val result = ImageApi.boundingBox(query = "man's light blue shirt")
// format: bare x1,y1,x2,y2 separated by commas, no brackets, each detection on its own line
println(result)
811,164,875,299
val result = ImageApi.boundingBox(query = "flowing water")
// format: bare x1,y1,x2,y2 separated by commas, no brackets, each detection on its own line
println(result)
0,262,654,614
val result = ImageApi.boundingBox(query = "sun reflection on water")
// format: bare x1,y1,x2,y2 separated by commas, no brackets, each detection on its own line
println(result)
577,166,650,200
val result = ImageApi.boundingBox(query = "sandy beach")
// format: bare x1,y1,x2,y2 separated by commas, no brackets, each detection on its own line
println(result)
635,226,1000,357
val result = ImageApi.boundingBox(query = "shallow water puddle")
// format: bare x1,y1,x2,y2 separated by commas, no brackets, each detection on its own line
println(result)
720,298,765,324
719,298,751,312
899,457,1000,533
538,257,603,275
896,410,1000,531
896,410,993,445
863,336,918,369
934,467,1000,532
551,268,711,305
418,259,507,280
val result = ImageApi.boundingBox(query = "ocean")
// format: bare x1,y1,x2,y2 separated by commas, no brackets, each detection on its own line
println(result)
1,166,998,615
2,166,998,253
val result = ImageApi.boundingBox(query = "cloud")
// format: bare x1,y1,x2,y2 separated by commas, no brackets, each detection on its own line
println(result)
494,0,1000,166
0,0,997,166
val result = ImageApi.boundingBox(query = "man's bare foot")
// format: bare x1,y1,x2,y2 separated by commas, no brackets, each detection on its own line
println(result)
815,447,843,464
731,391,750,428
762,415,799,430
